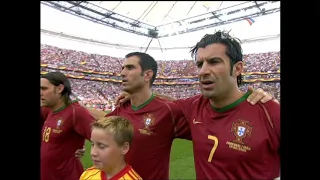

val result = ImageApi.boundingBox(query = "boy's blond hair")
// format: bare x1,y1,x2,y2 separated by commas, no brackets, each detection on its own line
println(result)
92,116,134,146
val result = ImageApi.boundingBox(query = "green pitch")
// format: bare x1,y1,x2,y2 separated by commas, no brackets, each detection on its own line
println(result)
81,139,196,179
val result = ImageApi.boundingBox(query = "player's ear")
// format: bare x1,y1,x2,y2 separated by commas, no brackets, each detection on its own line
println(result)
144,69,153,82
55,84,65,94
232,61,243,78
121,142,130,155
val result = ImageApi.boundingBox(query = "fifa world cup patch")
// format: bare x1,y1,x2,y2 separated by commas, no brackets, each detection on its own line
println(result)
138,113,155,135
226,119,253,152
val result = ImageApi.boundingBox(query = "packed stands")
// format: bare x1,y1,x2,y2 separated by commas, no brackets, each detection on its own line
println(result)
41,44,280,111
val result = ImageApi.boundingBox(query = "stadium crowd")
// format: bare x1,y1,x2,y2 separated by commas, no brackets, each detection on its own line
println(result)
41,44,280,111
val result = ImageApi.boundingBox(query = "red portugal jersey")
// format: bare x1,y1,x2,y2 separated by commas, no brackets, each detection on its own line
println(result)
41,102,95,180
106,94,191,180
80,165,142,180
174,92,280,180
40,106,51,140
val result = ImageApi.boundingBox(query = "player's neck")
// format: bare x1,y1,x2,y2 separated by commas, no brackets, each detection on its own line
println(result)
104,161,127,179
209,88,243,109
50,99,66,112
130,88,153,107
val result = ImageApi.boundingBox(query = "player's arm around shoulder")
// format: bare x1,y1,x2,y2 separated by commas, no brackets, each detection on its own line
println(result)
41,106,50,120
259,101,280,178
154,93,177,101
73,105,96,140
262,100,280,139
172,94,202,120
166,102,192,140
86,107,108,120
82,103,119,120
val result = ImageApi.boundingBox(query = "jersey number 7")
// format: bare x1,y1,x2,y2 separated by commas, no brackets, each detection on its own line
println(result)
208,135,219,162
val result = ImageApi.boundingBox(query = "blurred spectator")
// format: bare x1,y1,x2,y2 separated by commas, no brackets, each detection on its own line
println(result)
41,44,280,109
41,44,280,77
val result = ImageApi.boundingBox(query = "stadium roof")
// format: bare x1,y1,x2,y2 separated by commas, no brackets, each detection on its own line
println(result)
88,1,247,27
40,1,280,60
42,1,279,38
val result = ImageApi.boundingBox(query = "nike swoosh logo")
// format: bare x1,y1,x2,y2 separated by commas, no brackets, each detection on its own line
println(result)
193,119,202,124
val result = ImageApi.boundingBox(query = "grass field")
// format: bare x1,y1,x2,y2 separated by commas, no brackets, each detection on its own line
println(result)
81,139,195,179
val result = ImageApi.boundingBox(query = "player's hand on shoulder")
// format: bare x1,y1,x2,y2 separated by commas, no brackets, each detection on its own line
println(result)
115,91,130,106
156,94,176,101
246,86,275,105
75,146,85,158
272,98,280,104
77,101,86,108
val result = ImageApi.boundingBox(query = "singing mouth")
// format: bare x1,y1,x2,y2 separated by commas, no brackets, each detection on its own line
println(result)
201,80,214,85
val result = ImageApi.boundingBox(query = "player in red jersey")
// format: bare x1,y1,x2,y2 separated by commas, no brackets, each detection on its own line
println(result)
80,116,142,180
172,31,280,179
115,33,279,179
88,52,191,179
40,72,95,180
40,105,49,134
87,52,274,180
41,102,86,158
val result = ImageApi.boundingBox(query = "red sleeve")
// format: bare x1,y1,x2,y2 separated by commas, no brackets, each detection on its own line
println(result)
260,101,280,152
40,107,50,142
105,107,119,117
41,107,50,122
41,107,51,128
73,105,96,140
166,102,192,140
173,95,202,120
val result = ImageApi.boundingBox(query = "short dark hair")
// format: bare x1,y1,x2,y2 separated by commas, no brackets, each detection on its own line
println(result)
190,30,243,86
125,52,158,87
41,72,72,105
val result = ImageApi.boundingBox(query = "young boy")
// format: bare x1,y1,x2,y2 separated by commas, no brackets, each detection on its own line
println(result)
80,116,142,180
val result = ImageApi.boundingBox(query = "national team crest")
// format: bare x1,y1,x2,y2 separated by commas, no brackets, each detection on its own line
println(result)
231,119,252,144
138,113,156,135
237,126,247,137
142,113,155,129
56,118,63,129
